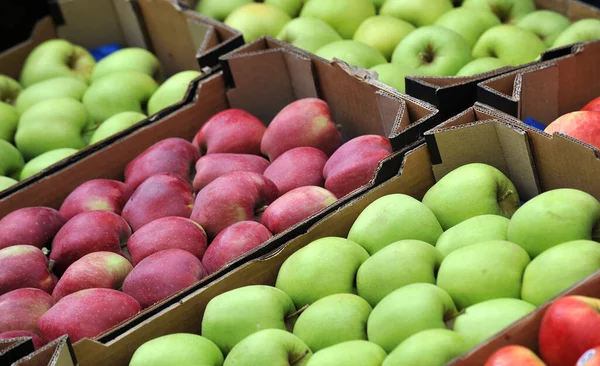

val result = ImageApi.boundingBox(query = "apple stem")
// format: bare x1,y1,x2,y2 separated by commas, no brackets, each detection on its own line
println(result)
290,349,310,365
499,189,514,201
286,304,309,320
336,124,343,132
48,259,56,272
445,308,466,322
255,205,269,215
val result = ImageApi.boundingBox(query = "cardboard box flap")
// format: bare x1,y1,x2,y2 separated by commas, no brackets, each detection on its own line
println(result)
0,337,35,365
13,336,75,366
112,0,148,48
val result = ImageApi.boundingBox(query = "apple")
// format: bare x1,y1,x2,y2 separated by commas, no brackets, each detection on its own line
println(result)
224,329,312,365
0,330,45,350
435,214,510,257
15,77,88,115
88,111,146,144
91,47,162,82
380,0,453,27
0,207,66,250
552,19,600,49
370,63,419,93
276,18,342,54
315,40,387,69
38,288,141,343
264,0,303,17
195,0,253,21
0,245,55,295
435,7,501,48
383,329,471,366
263,147,328,195
462,0,535,24
0,139,23,179
193,153,270,192
583,96,600,113
485,345,547,366
307,340,387,366
0,75,22,104
130,333,224,366
455,57,508,76
544,111,600,150
52,251,133,301
59,179,133,220
353,16,416,61
275,237,369,308
473,25,548,66
19,148,79,181
147,70,202,115
516,10,571,47
0,177,17,191
0,288,54,334
224,3,291,43
300,0,376,39
578,347,600,366
0,102,18,142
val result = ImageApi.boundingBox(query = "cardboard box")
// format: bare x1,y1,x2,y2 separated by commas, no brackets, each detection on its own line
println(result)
0,337,35,366
11,336,76,366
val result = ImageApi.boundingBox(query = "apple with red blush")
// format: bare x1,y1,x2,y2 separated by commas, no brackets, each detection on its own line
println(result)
59,179,132,220
193,153,269,192
582,96,600,113
263,147,328,195
544,111,600,150
485,345,546,366
0,288,54,335
0,207,66,250
0,245,55,295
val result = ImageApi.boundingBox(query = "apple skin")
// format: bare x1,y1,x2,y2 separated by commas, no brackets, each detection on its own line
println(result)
122,173,195,231
52,251,133,301
516,10,571,47
147,70,202,115
91,48,162,83
122,249,205,309
19,148,79,181
578,347,600,366
462,0,535,24
307,340,387,366
130,333,224,366
49,210,131,275
582,96,600,113
261,98,342,161
193,153,270,192
264,0,303,17
552,19,600,48
89,111,146,145
0,139,24,179
383,329,471,366
262,186,337,235
224,329,312,366
473,25,548,66
544,111,600,150
380,0,453,27
485,345,546,366
315,40,387,69
202,221,272,275
300,0,376,39
323,135,392,198
224,3,292,43
435,7,501,48
276,18,342,54
353,16,416,61
127,216,208,266
435,214,510,257
0,245,55,295
370,63,418,93
191,172,279,239
0,207,66,250
0,288,54,335
0,330,46,349
59,179,133,220
124,137,200,190
15,77,88,116
455,57,508,77
0,176,17,191
0,74,22,104
195,0,253,21
193,108,266,155
263,147,328,195
38,288,141,343
0,102,18,142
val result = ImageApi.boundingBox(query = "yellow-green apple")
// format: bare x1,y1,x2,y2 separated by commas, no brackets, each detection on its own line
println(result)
59,179,132,220
91,48,162,82
583,96,600,113
453,298,536,347
0,288,54,334
0,207,66,250
353,16,415,60
380,0,453,27
193,108,266,155
507,188,600,258
224,3,291,42
19,148,78,181
0,75,21,104
455,57,508,76
195,0,252,21
191,172,279,238
422,163,520,230
19,39,95,87
370,63,419,93
88,111,146,144
348,194,443,255
38,288,141,343
147,70,201,115
462,0,535,24
435,214,510,257
124,137,200,190
0,102,17,142
473,25,547,66
193,153,270,192
0,245,55,295
201,285,296,354
224,329,312,365
263,147,328,195
275,237,369,308
544,111,600,150
300,0,375,39
578,347,600,366
307,340,386,366
293,293,371,352
202,221,272,275
357,240,443,307
315,40,387,69
516,10,571,47
0,177,17,191
264,0,303,17
552,19,600,48
277,18,342,53
367,283,457,353
49,210,131,274
0,330,45,349
122,173,195,231
485,345,546,366
0,140,23,179
323,135,392,198
435,7,501,48
15,77,88,115
437,240,530,309
130,333,224,366
383,329,471,366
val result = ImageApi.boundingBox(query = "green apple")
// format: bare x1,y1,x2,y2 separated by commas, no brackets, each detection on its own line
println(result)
0,176,18,191
516,10,571,47
435,8,501,48
353,16,415,61
348,194,443,255
195,0,253,21
15,77,88,115
0,102,18,142
367,283,457,353
380,0,453,27
391,26,472,76
88,111,146,145
202,285,296,354
83,71,158,124
19,39,95,87
0,75,22,104
435,214,510,257
0,139,24,179
300,0,376,39
453,298,536,347
130,333,224,366
383,329,471,366
19,148,78,180
521,240,600,307
422,163,520,230
552,19,600,49
369,63,419,93
461,0,535,24
147,70,201,116
370,0,385,10
293,294,371,352
265,0,303,17
357,240,443,306
507,188,600,258
307,340,387,366
315,40,386,69
472,25,547,66
455,57,508,76
275,237,369,308
277,18,343,53
225,3,292,43
224,329,312,366
91,48,162,82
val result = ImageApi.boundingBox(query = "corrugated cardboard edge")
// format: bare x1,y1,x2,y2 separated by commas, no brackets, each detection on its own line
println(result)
12,336,75,366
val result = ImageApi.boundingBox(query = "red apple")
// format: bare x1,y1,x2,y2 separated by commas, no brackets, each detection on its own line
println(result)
124,137,200,190
263,147,328,195
49,211,131,275
577,347,600,366
0,330,46,349
0,245,55,295
485,345,546,366
0,207,66,250
202,221,272,275
582,96,600,112
193,109,266,155
192,153,270,192
52,252,133,301
38,288,141,343
544,111,600,150
262,186,337,234
122,249,205,309
59,179,133,220
122,173,194,231
127,217,208,266
261,98,342,161
190,172,279,239
323,135,392,198
539,296,600,366
0,288,54,335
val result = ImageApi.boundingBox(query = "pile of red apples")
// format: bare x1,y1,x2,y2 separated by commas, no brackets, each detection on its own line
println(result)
0,97,392,347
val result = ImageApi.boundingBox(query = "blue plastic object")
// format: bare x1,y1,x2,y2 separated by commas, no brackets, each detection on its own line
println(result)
89,43,123,61
523,117,546,131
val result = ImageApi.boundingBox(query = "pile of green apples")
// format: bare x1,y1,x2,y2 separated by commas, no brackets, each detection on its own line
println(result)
0,39,202,191
195,0,600,93
127,162,600,366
